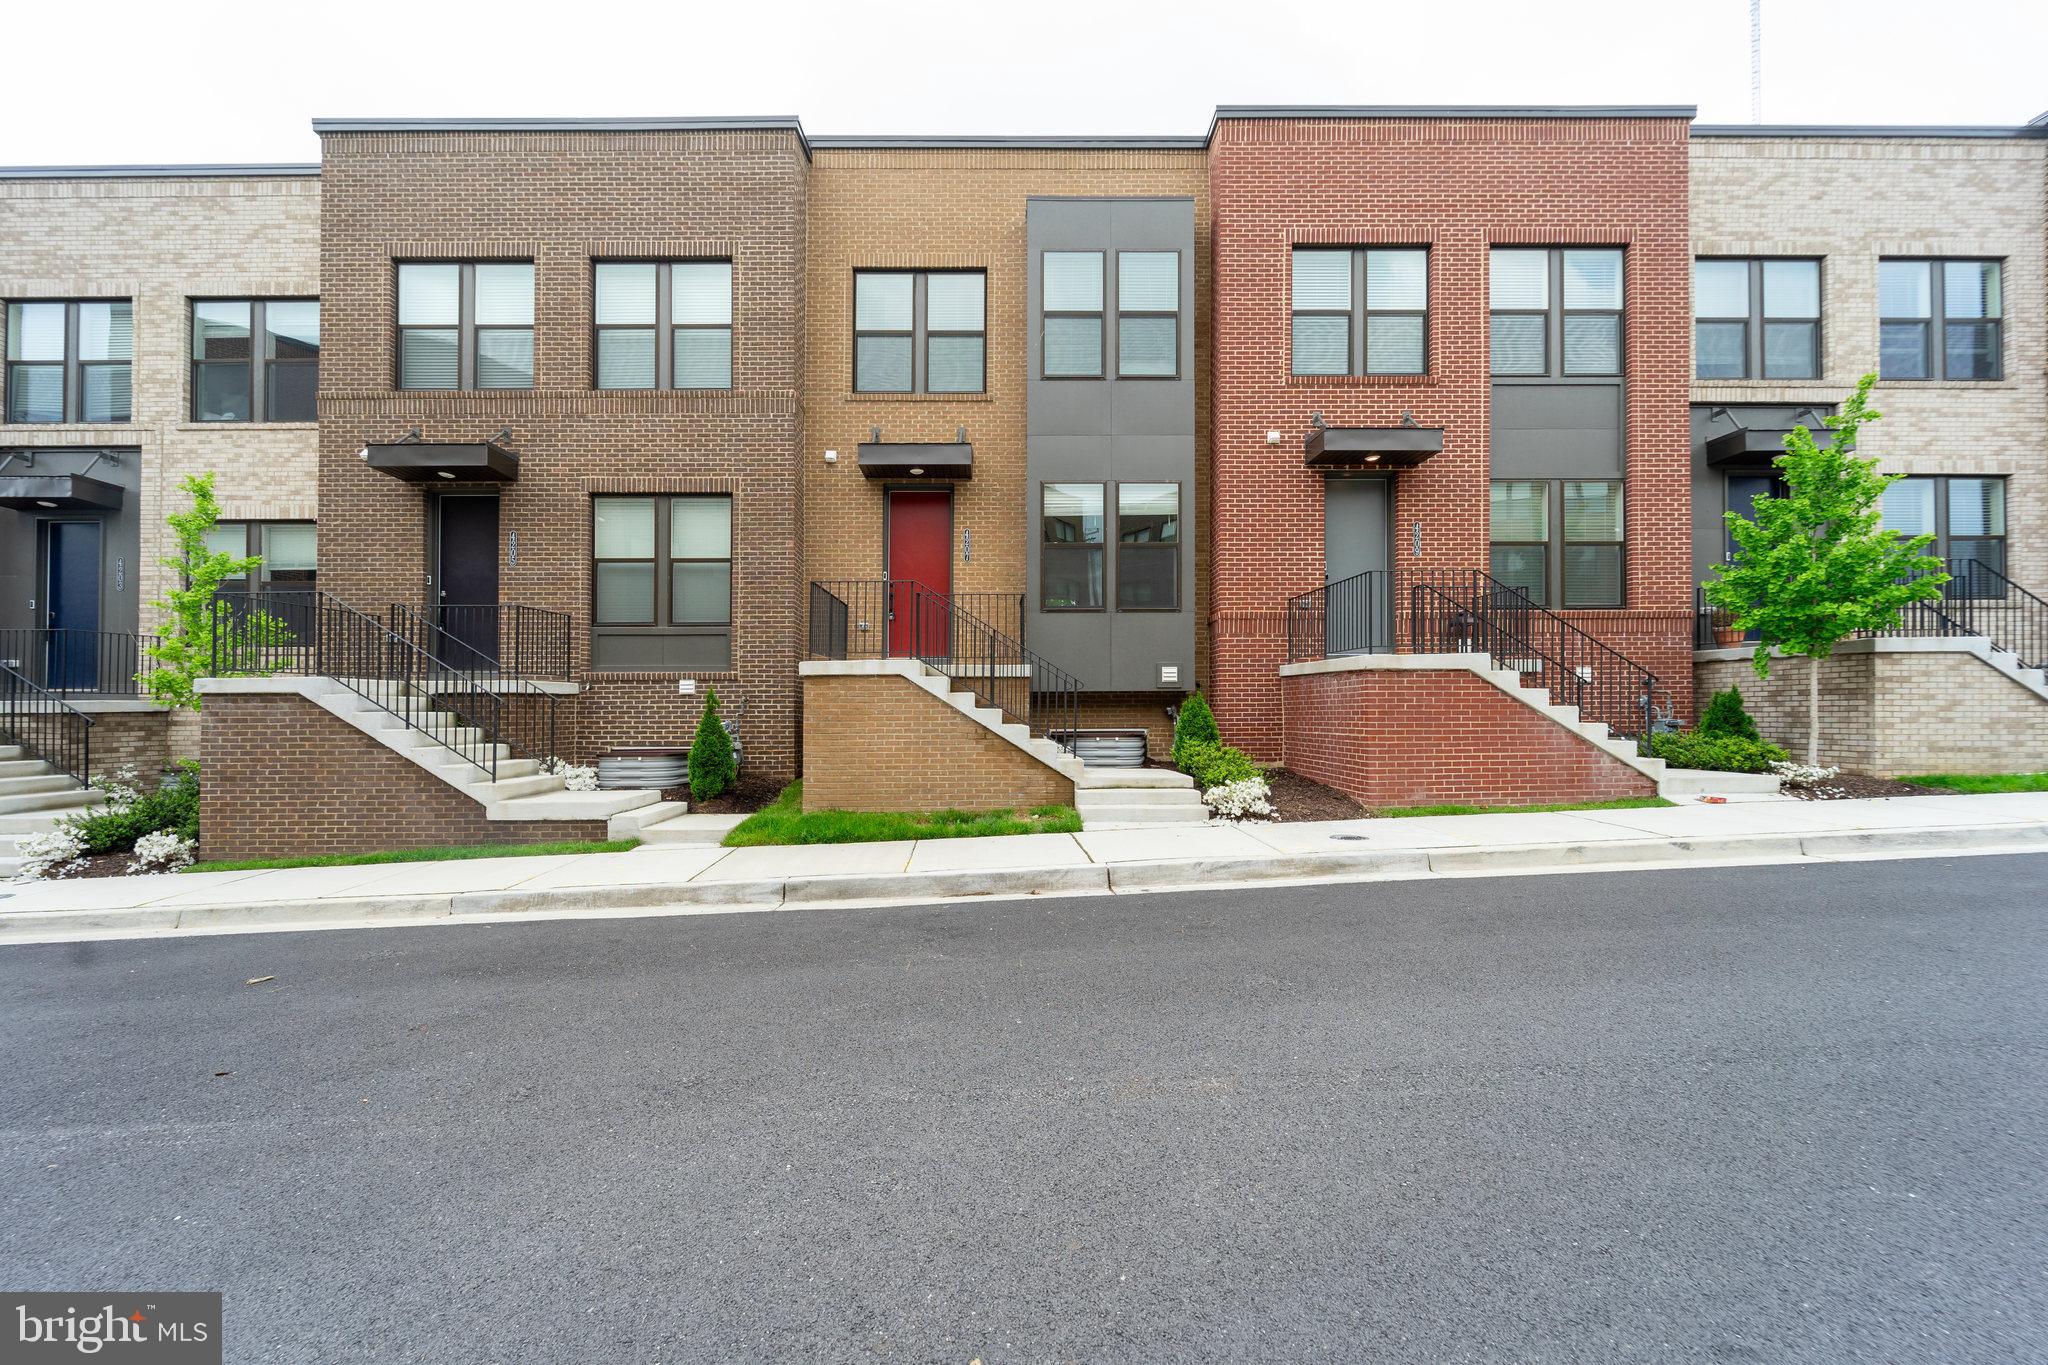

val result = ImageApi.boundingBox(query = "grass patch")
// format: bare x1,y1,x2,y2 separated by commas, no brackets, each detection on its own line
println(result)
723,782,1082,847
1372,796,1676,819
1894,772,2048,794
185,838,640,873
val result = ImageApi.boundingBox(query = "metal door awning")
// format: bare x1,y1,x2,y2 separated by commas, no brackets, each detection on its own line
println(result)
1303,424,1443,468
856,441,974,481
362,440,520,482
0,473,125,510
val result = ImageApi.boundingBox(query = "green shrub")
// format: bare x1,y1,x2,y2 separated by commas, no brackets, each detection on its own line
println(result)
1645,729,1788,774
1177,740,1262,791
1697,685,1762,742
688,687,737,802
67,762,200,854
1171,692,1220,770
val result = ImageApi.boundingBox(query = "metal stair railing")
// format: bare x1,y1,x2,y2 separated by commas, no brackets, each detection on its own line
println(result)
0,663,93,785
808,579,1082,754
389,603,560,767
1937,558,2048,671
1286,569,1394,662
1408,570,1661,741
416,603,575,680
0,627,161,699
208,590,509,779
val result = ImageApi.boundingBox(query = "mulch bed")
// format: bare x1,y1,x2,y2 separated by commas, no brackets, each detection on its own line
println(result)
1264,768,1366,822
659,774,785,816
1783,773,1955,801
24,851,140,881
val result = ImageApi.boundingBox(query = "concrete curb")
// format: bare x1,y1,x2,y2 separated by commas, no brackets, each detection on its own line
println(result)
4,821,2046,944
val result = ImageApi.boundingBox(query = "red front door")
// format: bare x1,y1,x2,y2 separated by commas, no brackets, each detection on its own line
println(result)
886,489,952,657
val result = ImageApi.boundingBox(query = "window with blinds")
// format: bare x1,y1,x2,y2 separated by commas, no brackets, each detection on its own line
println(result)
1117,252,1180,378
1490,479,1625,608
591,494,735,670
1879,475,2008,593
1880,259,2002,382
1042,252,1104,379
594,262,733,391
1490,247,1624,379
852,270,985,394
1041,482,1105,609
1290,247,1428,377
1693,258,1820,381
192,299,320,422
397,262,533,391
5,300,132,424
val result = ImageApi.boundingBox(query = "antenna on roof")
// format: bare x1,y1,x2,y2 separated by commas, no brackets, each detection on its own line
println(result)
1749,0,1764,124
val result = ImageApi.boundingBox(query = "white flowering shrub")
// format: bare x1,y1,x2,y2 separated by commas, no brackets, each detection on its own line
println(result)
90,764,144,808
1203,776,1276,821
126,829,196,874
541,758,600,792
1770,761,1842,788
14,827,86,881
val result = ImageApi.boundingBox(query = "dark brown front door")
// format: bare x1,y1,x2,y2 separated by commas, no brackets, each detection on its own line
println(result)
885,489,951,657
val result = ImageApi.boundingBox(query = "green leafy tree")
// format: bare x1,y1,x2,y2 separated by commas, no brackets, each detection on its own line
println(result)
141,472,285,710
1172,692,1220,771
689,687,738,802
1702,374,1946,763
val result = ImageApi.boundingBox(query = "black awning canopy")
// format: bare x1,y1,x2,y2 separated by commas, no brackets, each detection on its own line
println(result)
856,441,973,481
363,441,520,483
1704,426,1834,467
0,473,125,511
1303,425,1443,468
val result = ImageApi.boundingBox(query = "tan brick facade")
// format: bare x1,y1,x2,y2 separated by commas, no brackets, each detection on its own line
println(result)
800,671,1075,813
1691,134,2048,589
1696,641,2048,776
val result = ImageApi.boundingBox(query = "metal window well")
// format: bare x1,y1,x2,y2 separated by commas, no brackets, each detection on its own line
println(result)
1052,730,1149,768
597,747,690,791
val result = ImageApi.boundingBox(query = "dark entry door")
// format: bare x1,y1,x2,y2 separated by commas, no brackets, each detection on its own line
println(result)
436,496,500,668
886,489,951,657
45,521,102,690
1323,477,1391,654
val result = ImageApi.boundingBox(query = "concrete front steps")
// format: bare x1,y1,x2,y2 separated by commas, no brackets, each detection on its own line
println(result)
0,745,109,878
196,677,684,841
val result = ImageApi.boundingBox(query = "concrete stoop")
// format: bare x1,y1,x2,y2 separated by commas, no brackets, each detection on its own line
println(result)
195,677,679,840
0,745,110,877
799,659,1208,829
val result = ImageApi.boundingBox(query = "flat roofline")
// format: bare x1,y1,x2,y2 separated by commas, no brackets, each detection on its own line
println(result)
0,163,319,180
1694,123,2048,139
313,114,811,155
812,134,1207,151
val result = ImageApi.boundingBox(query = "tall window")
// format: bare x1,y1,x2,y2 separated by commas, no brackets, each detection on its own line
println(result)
1041,483,1105,609
1116,483,1180,609
851,270,985,394
5,300,132,423
397,262,534,390
1880,475,2007,588
1880,259,2002,381
593,262,733,390
201,521,318,598
1291,248,1428,376
192,300,320,421
1490,479,1625,609
1042,252,1105,379
1490,248,1624,378
1693,258,1820,380
1117,251,1180,378
591,495,734,670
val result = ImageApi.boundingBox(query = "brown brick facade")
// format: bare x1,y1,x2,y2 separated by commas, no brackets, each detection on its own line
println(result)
83,709,171,781
1209,115,1698,761
198,692,606,860
1281,667,1657,808
800,671,1075,813
313,128,807,779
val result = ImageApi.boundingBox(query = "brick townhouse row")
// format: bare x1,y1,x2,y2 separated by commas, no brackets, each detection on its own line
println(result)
3,106,2044,791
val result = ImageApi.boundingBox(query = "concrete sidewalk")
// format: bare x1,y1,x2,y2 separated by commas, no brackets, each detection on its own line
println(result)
4,792,2046,944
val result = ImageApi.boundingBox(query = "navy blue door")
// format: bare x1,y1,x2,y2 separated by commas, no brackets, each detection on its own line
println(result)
46,521,102,690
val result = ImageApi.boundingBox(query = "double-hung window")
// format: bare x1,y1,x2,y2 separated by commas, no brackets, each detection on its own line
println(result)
5,300,132,423
1116,484,1181,609
1290,247,1428,376
397,262,534,390
1880,475,2008,592
591,495,734,671
1490,248,1624,377
852,270,985,394
1693,258,1821,380
593,262,733,390
201,521,319,599
1490,479,1625,609
1117,252,1180,378
1042,252,1105,379
1041,483,1105,609
1880,259,2002,381
192,300,320,421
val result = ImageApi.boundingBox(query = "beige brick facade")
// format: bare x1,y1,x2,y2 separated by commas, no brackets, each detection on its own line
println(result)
1690,134,2048,589
0,172,322,619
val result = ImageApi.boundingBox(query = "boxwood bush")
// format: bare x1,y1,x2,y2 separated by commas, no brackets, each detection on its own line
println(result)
1176,740,1263,791
1645,730,1788,774
1697,685,1763,742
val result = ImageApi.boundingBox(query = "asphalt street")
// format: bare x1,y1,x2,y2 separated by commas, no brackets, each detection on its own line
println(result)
4,853,2045,1363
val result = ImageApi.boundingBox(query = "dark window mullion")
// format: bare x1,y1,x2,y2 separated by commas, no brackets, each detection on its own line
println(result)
458,264,477,391
655,264,673,390
913,273,928,394
1350,248,1367,376
250,301,268,422
1747,260,1766,379
64,302,81,423
1928,267,1946,381
1547,251,1564,380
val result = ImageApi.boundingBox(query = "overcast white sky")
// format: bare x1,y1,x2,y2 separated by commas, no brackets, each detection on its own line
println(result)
8,0,2044,165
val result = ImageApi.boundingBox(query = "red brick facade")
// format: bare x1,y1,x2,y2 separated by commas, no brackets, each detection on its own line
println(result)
1281,667,1657,808
1207,115,1697,760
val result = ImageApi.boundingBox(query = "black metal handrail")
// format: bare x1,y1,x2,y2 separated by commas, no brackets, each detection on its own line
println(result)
1698,558,2041,667
808,579,1082,754
1408,570,1660,740
1286,570,1393,662
207,590,549,779
411,603,574,680
389,603,560,768
1,663,93,785
0,628,161,698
